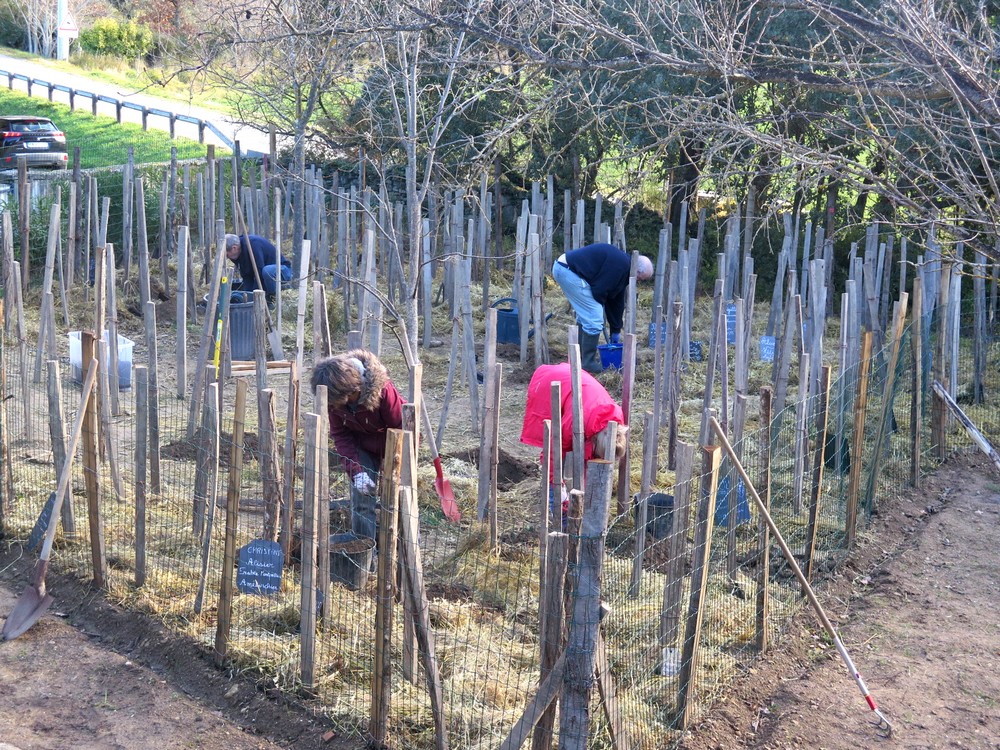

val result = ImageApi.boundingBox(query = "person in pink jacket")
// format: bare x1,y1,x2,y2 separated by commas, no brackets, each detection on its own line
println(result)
311,350,404,540
520,363,628,516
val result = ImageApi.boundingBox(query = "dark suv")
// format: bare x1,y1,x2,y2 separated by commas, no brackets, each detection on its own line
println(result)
0,116,68,169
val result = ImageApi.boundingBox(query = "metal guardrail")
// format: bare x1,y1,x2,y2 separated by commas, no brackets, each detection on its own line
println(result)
1,67,236,151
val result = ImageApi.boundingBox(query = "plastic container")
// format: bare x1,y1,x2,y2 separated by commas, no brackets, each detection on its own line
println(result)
329,532,375,590
597,343,623,370
69,330,134,389
491,297,521,345
634,492,674,540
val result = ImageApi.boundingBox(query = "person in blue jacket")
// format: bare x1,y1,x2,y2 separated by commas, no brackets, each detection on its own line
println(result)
224,233,293,301
552,242,653,373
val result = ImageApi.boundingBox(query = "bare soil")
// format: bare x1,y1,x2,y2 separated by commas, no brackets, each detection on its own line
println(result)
0,551,359,750
680,451,1000,750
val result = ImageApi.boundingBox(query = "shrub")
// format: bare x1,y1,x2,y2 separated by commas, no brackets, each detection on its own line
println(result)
78,18,153,60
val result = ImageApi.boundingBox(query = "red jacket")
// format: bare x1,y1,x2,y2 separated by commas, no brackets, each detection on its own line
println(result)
326,351,404,477
520,363,624,464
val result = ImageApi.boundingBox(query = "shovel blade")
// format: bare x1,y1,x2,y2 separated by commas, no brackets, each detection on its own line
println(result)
2,586,54,641
268,331,285,360
433,457,461,523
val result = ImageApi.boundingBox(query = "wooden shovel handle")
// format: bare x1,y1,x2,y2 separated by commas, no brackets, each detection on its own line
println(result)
39,359,98,562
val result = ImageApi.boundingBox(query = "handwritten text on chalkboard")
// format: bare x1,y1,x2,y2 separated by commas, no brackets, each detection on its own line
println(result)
237,540,283,597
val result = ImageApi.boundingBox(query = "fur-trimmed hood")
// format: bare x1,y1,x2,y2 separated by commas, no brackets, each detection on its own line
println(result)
343,348,392,412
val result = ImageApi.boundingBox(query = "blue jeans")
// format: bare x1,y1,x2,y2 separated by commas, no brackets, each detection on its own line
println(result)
552,262,604,335
261,264,293,295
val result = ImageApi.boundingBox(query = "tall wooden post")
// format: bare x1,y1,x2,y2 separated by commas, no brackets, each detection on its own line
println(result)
931,261,951,459
675,445,722,729
803,366,831,585
911,278,923,487
846,332,873,548
756,388,773,652
559,459,613,750
370,430,404,747
81,331,106,587
214,378,247,665
299,412,320,691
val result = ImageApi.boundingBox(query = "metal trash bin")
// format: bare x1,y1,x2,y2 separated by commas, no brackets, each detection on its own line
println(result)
228,299,256,361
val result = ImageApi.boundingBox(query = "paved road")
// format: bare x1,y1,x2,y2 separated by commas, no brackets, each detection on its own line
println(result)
0,52,271,155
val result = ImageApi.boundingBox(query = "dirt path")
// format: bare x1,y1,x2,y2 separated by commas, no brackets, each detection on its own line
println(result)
681,452,1000,750
0,555,359,750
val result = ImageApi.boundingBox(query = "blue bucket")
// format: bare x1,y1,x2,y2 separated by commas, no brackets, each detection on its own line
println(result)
598,343,623,370
491,297,521,345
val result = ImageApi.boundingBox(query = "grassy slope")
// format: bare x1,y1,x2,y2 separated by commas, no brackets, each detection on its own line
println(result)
0,46,230,112
0,88,214,168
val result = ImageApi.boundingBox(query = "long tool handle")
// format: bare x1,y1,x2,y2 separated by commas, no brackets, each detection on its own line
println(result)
708,417,893,736
931,381,1000,472
40,359,98,562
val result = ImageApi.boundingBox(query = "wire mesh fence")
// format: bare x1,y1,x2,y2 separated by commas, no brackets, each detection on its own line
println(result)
0,294,994,748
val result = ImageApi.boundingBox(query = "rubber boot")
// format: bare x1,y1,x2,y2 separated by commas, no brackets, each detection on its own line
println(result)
580,331,603,375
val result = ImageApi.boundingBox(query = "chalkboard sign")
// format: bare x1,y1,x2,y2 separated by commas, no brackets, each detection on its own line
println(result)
27,492,58,553
759,335,776,362
689,340,704,362
647,322,668,348
726,303,737,345
237,540,283,597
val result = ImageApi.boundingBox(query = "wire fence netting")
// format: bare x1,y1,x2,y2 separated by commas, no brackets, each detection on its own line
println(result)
1,287,995,749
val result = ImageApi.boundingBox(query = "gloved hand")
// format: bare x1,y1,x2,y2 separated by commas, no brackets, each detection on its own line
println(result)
610,332,622,345
353,472,376,494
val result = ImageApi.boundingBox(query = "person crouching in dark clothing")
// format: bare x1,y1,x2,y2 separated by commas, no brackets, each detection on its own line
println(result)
310,351,404,541
552,243,653,374
224,233,292,301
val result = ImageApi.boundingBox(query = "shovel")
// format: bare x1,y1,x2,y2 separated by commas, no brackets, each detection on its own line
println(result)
3,360,97,641
418,400,460,522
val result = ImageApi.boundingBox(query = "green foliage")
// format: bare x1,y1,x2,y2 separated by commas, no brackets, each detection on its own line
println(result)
0,2,24,48
78,17,154,60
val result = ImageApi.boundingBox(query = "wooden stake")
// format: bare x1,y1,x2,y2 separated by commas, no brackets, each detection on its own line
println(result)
186,223,227,440
675,445,722,730
659,441,694,670
279,362,299,560
46,360,74,534
80,331,107,587
261,389,283,542
559,459,613,750
135,367,148,587
176,226,189,398
398,449,449,750
803,366,831,585
370,430,403,747
911,278,923,487
214,378,247,665
315,387,330,624
756,388,773,652
532,529,567,750
846,332,873,548
616,333,636,514
629,412,655,598
863,294,909,513
194,381,220,615
144,301,162,494
299,412,320,692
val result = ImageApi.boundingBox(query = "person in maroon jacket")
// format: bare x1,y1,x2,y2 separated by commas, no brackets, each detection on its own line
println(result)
310,350,404,540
